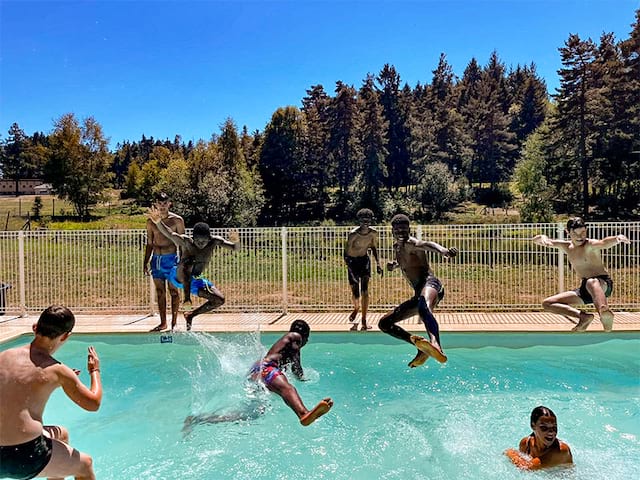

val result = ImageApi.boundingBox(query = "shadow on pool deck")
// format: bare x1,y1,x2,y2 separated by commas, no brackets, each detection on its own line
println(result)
1,311,639,343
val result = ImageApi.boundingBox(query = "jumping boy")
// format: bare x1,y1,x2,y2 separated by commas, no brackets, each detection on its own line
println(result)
344,208,383,331
533,217,630,332
379,214,457,367
147,206,239,331
183,320,333,430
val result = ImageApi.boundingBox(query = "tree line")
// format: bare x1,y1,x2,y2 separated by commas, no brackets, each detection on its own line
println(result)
1,10,638,225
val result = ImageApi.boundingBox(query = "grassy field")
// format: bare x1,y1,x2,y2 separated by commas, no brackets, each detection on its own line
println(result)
0,192,147,230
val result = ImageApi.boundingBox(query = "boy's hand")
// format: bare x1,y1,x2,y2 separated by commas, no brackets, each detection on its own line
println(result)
533,234,553,246
87,346,100,373
146,206,162,224
444,247,458,258
387,261,396,272
616,234,631,245
228,230,240,250
377,264,384,277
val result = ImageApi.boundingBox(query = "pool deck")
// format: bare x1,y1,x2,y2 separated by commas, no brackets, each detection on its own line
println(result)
1,311,639,343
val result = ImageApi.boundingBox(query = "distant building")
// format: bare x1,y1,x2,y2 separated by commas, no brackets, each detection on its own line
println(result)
33,183,54,195
0,179,50,195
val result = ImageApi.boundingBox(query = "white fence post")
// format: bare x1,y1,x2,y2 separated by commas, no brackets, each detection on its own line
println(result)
281,226,288,314
557,222,565,293
18,231,26,315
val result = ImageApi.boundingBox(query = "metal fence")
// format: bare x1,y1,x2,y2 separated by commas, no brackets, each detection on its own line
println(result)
0,222,638,315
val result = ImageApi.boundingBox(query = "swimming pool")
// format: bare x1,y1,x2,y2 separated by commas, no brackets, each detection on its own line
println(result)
2,332,638,479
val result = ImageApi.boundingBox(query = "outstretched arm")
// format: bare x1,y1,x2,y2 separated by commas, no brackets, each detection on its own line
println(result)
212,232,240,251
411,238,458,258
532,234,569,248
590,234,631,249
147,206,189,249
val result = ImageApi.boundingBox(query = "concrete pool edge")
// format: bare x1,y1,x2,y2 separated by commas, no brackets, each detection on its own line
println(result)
1,311,640,344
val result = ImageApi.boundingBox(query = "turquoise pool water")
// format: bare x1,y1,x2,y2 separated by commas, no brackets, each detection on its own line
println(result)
2,332,639,479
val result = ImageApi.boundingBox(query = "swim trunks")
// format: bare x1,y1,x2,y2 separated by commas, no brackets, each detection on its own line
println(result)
249,359,284,386
0,434,53,480
414,274,445,303
151,253,178,281
345,255,371,286
575,275,613,304
168,266,215,295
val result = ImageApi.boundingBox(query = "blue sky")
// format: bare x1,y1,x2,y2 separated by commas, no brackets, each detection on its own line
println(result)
1,0,638,148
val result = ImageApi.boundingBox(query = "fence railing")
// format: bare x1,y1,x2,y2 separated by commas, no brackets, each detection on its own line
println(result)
0,222,638,315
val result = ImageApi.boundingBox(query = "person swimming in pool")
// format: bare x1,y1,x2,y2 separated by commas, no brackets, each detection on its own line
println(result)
0,305,103,480
144,192,185,332
533,216,630,332
505,406,573,470
147,205,239,331
378,214,457,367
183,320,333,430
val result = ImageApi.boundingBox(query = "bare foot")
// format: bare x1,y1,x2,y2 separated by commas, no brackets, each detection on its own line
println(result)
150,324,168,332
410,335,447,364
300,398,333,426
408,350,429,368
571,312,594,332
348,310,358,323
349,323,359,331
360,324,372,331
599,309,614,332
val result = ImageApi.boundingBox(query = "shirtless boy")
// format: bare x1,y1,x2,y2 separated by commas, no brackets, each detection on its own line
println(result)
344,208,383,331
147,206,239,331
0,305,102,480
143,192,185,332
184,320,333,429
533,216,630,332
378,214,457,367
505,406,573,470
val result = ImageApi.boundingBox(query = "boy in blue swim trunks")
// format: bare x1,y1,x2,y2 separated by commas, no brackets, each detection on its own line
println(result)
144,192,184,332
533,217,630,332
147,206,239,331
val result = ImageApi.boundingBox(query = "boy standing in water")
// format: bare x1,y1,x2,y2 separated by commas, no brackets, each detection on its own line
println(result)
344,208,383,331
378,214,457,367
0,305,102,480
144,192,185,332
505,406,573,470
533,217,630,332
147,206,239,331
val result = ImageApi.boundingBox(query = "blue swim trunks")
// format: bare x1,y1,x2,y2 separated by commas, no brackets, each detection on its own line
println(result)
168,266,214,295
151,253,178,280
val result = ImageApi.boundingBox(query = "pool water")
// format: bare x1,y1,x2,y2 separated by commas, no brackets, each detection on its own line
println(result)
2,332,639,479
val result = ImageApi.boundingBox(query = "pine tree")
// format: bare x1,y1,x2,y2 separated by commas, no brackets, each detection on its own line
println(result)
357,74,388,212
554,34,598,215
376,64,411,190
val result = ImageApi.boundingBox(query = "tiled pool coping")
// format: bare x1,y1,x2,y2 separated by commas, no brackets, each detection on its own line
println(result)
2,311,639,344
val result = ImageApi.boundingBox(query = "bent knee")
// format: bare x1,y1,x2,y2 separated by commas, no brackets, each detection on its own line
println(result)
79,454,94,477
585,278,602,291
